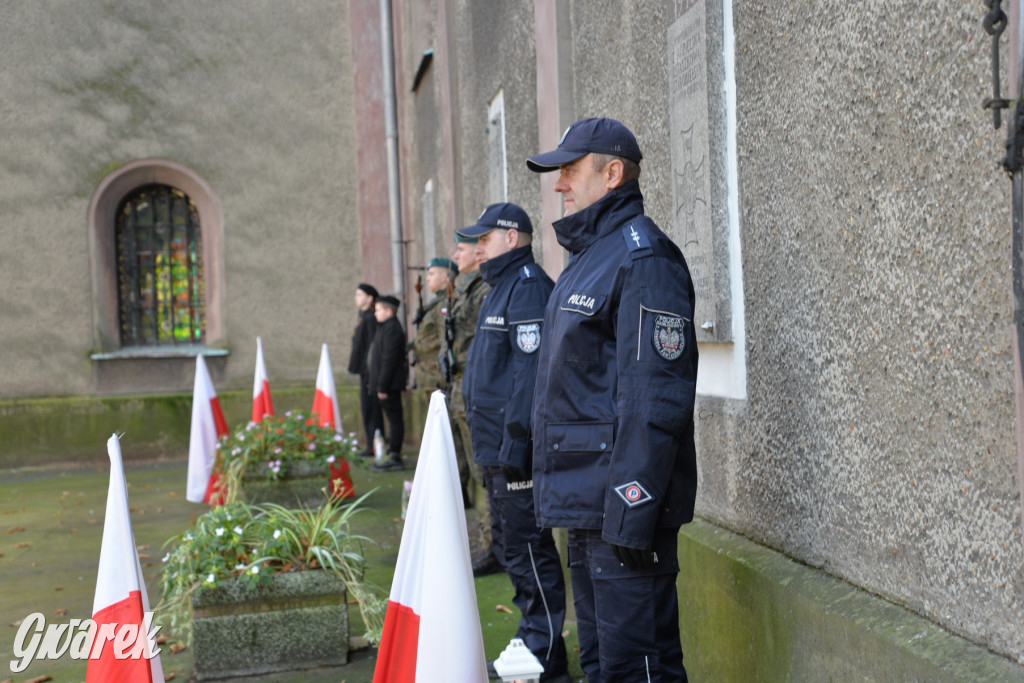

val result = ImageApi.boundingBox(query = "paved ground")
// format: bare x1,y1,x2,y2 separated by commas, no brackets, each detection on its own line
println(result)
0,454,583,682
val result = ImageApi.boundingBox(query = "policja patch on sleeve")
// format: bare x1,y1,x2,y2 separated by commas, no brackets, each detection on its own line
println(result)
516,322,541,353
614,480,654,508
653,314,685,360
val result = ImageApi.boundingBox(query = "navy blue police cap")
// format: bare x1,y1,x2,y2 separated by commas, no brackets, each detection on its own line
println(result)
526,117,643,172
456,202,533,238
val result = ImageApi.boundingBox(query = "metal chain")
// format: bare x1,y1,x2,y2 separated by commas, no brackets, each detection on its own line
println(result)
984,0,1011,129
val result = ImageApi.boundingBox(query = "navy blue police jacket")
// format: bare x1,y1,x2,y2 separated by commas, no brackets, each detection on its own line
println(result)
531,181,699,550
463,245,554,470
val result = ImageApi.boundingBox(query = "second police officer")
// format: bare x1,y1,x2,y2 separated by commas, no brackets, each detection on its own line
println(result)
458,203,569,682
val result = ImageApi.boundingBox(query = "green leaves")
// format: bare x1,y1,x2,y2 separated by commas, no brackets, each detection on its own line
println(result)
155,491,385,645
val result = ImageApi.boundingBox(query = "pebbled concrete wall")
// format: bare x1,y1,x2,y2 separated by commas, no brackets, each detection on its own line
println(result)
704,0,1024,664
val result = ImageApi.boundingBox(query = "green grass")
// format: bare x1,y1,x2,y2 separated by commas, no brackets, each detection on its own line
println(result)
0,454,582,682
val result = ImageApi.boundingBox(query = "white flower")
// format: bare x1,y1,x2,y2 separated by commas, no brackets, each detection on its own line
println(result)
334,434,343,442
225,512,232,521
349,432,356,438
308,443,317,451
247,421,256,430
273,529,282,539
235,563,246,570
286,410,293,417
251,565,260,575
327,455,335,464
162,552,170,563
232,447,242,456
184,532,193,542
274,447,282,454
215,527,225,537
296,413,303,420
205,573,215,584
233,526,244,535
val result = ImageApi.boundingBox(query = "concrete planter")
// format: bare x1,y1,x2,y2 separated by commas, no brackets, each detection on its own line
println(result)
242,459,354,508
191,570,348,680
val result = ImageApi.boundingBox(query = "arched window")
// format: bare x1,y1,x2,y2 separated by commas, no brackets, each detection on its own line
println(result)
115,185,205,346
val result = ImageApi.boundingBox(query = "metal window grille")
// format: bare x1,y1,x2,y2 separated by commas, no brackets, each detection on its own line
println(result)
115,185,205,347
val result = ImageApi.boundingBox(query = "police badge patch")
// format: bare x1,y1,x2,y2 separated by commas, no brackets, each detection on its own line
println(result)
516,323,541,353
614,480,653,508
653,315,685,360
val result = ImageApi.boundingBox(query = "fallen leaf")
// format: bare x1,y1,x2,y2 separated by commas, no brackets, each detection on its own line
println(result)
168,492,179,498
6,526,25,534
54,586,64,591
69,528,78,533
129,507,137,512
53,609,68,616
137,544,150,550
142,562,152,568
165,673,176,681
25,676,53,683
15,542,31,548
169,642,186,654
138,553,151,559
157,507,165,513
10,619,22,627
495,604,513,614
156,635,169,644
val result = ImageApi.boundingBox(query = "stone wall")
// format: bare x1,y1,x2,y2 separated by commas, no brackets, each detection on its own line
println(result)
0,1,362,398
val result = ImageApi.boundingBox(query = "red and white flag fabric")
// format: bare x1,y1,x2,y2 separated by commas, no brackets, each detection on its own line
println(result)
312,343,342,432
310,343,354,498
373,391,487,683
186,354,229,504
85,434,165,683
251,336,275,423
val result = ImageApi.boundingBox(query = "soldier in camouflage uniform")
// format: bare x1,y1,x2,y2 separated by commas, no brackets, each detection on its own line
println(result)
411,257,458,393
449,232,501,575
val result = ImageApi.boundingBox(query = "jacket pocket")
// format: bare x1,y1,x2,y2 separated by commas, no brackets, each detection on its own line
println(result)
543,422,613,511
469,395,506,455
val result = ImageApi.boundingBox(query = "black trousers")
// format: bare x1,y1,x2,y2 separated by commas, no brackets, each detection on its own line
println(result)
379,391,404,454
567,527,686,682
359,374,383,451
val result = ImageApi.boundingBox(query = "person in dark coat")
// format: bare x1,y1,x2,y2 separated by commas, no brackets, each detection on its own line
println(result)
347,283,383,457
368,294,408,472
527,118,699,682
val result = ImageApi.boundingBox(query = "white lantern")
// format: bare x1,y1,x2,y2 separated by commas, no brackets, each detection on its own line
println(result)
492,637,544,683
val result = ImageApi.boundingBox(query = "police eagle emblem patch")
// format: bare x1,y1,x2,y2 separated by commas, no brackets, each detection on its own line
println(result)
653,315,685,360
516,323,541,353
614,480,653,508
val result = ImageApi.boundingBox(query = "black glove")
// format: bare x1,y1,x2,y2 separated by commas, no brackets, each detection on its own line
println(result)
501,463,531,483
610,543,658,571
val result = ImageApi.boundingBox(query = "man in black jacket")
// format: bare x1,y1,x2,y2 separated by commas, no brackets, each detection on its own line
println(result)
347,283,382,458
368,294,408,472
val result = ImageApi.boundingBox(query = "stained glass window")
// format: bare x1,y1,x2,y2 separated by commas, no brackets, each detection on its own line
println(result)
115,185,205,347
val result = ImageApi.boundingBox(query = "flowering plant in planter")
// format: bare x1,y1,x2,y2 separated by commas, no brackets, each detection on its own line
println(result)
215,410,359,503
156,496,386,646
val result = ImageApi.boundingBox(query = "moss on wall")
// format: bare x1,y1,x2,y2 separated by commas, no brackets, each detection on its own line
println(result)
0,388,428,469
678,520,1024,681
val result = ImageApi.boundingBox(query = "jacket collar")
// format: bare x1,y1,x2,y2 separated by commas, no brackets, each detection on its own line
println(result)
551,180,646,253
479,245,534,285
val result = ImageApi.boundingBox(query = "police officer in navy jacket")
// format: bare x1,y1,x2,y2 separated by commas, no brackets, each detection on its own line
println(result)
458,203,569,682
527,118,699,682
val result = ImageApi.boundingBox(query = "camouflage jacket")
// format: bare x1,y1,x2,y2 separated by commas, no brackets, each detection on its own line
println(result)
449,270,490,414
411,296,446,391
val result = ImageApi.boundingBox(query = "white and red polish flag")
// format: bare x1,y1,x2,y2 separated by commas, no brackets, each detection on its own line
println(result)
311,343,342,432
86,434,165,683
251,336,275,423
311,343,355,499
186,354,229,504
373,391,487,683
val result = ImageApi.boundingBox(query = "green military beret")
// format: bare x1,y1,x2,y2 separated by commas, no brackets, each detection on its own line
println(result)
427,257,459,275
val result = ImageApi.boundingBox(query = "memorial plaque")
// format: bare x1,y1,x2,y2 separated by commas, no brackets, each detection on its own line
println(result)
668,0,732,342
